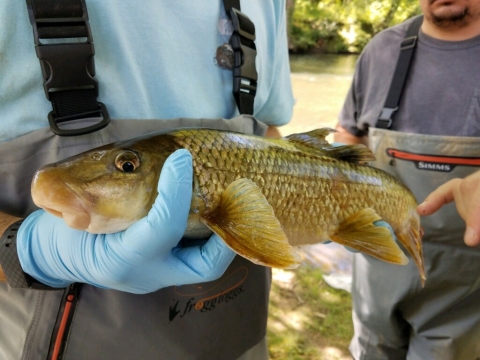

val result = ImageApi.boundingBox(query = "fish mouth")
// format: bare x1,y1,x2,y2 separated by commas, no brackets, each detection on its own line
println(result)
42,203,92,231
31,170,92,231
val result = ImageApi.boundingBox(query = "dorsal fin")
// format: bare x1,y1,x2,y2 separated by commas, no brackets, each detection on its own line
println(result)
284,128,376,164
324,144,376,163
285,128,336,151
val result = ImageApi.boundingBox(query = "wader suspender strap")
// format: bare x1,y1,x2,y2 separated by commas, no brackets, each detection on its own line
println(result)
223,0,257,115
25,0,110,136
376,16,424,129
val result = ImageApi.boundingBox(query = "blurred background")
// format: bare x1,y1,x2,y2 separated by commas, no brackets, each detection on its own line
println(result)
268,2,420,359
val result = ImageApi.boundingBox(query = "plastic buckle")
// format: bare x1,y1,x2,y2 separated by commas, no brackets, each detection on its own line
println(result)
48,102,110,136
27,5,109,136
401,36,417,50
228,8,257,112
35,41,98,100
377,107,398,129
28,12,96,95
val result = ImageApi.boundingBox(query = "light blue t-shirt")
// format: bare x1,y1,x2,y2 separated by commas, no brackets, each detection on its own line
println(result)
0,0,294,142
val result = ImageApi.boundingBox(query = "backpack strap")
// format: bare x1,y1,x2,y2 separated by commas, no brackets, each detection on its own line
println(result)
25,0,109,136
376,15,424,129
223,0,257,115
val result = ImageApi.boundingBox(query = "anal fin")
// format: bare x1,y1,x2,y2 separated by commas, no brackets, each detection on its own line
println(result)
330,208,409,265
201,178,302,269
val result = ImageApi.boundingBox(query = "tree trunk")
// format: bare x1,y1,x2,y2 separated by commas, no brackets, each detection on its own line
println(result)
286,0,295,50
377,0,401,32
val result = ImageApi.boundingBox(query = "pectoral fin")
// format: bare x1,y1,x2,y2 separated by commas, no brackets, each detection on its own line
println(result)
201,178,302,269
330,208,409,265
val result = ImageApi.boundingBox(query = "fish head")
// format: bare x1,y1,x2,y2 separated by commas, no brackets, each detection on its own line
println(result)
31,137,176,234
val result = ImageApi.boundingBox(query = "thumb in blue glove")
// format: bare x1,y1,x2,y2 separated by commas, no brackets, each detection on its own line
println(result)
18,149,236,294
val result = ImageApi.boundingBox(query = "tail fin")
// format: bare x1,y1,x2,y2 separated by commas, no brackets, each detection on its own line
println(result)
396,222,426,286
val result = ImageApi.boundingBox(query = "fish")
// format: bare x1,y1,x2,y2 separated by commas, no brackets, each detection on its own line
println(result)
31,128,426,282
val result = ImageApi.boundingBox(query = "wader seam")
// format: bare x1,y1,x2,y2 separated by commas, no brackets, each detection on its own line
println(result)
22,291,46,360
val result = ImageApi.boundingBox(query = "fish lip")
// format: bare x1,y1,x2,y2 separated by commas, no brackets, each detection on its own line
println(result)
34,179,92,231
59,182,93,230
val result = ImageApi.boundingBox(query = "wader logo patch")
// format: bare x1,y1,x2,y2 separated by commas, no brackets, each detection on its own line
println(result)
386,148,480,173
169,267,248,322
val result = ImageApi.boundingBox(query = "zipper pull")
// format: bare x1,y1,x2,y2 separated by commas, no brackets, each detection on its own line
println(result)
50,283,83,360
66,282,80,303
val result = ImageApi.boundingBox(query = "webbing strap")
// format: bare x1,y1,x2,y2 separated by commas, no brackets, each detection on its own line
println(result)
26,0,109,136
376,16,424,129
223,0,257,115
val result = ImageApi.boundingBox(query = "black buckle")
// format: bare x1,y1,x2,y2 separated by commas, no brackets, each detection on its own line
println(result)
48,102,109,136
228,8,257,114
377,107,398,129
35,41,98,100
401,36,417,50
26,0,109,136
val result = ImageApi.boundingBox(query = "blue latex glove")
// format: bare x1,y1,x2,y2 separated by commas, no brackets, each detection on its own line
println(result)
18,149,235,294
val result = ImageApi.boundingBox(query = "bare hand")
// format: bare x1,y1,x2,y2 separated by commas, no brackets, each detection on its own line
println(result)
417,171,480,247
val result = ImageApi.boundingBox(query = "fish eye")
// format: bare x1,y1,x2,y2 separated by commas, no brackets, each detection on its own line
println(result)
115,151,140,173
122,162,135,172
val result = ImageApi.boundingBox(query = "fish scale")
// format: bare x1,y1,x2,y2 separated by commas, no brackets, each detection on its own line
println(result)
173,129,417,245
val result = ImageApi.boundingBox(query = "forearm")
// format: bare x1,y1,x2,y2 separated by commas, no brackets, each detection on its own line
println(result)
265,125,282,139
333,123,369,146
0,212,23,282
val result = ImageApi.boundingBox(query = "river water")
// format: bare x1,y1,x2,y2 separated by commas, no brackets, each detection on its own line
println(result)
280,54,358,138
281,54,359,286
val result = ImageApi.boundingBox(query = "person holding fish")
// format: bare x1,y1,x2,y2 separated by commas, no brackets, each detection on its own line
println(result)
0,1,294,359
334,0,480,358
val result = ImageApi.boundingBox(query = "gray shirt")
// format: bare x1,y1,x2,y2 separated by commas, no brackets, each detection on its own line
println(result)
339,16,480,137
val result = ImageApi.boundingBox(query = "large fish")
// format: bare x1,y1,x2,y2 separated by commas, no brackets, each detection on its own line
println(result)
31,128,426,282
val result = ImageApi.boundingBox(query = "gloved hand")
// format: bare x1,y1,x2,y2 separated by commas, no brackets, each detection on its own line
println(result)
18,149,236,294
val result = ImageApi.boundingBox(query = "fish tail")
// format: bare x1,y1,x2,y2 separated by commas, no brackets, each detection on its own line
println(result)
396,224,426,286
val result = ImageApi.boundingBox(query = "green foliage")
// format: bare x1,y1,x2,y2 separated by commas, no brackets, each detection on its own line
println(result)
288,0,421,53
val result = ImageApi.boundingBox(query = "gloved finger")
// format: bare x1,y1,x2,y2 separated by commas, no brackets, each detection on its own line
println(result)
18,210,74,287
123,149,193,252
171,234,236,282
